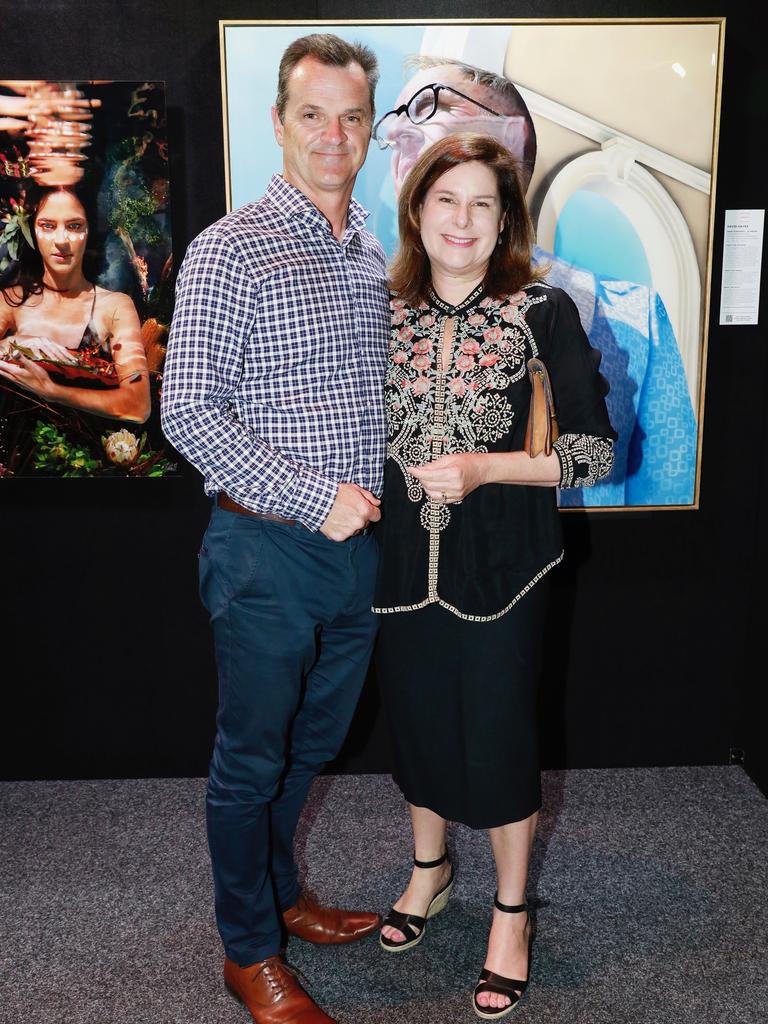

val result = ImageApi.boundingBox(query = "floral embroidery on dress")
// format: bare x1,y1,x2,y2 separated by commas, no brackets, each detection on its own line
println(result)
386,287,545,529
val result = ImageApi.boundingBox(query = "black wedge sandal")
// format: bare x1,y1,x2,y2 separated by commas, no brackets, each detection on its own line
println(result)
379,851,454,953
472,896,534,1020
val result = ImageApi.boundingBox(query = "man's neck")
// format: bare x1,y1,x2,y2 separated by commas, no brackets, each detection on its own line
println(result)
281,172,352,241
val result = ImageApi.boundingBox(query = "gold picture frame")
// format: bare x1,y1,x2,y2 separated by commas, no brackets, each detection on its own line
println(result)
219,18,726,511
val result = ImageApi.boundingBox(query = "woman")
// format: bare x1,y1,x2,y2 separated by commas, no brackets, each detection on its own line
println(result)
374,134,616,1019
0,183,150,423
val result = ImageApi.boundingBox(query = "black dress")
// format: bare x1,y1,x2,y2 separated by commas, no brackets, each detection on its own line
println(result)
373,282,616,829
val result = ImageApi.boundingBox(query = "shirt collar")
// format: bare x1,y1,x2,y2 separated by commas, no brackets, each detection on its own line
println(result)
265,174,369,240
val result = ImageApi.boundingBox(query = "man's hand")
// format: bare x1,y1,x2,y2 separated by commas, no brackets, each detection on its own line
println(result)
319,482,381,541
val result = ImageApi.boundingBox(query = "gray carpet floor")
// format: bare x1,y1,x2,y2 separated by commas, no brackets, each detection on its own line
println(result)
1,768,766,1024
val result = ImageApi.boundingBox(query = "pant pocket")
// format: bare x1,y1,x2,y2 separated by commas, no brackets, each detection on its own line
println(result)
200,511,269,614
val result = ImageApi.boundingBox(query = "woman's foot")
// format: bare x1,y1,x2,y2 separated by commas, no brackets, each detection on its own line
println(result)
380,856,453,945
474,904,531,1013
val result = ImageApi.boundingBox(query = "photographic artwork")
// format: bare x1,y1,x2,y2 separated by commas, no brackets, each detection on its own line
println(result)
0,80,175,478
221,20,724,509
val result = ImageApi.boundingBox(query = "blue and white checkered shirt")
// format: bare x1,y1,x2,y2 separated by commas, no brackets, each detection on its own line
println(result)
162,175,390,530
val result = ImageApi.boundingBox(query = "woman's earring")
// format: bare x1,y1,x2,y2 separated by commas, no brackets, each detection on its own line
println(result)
497,234,503,246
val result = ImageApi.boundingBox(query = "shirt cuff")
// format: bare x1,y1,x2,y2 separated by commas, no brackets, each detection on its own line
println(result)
282,466,339,531
553,434,615,488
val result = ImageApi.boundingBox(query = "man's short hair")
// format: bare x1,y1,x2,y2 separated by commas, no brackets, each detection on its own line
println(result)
406,55,537,181
276,34,380,122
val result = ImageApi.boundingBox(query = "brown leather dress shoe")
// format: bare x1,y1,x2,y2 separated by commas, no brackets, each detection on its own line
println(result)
282,891,381,944
224,955,336,1024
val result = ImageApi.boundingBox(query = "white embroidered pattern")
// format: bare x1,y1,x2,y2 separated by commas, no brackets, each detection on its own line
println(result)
371,552,565,620
386,288,546,520
380,286,560,621
553,433,615,488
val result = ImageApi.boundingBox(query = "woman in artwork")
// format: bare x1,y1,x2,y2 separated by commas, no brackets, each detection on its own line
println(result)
374,133,616,1018
0,182,150,424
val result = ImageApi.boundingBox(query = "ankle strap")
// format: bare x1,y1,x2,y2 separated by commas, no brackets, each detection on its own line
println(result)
494,893,528,914
413,850,448,869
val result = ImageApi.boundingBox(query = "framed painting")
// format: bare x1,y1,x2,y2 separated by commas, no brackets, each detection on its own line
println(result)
220,19,725,509
1,80,176,477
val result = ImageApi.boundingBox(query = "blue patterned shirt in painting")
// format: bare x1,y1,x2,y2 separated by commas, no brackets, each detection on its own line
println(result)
162,175,390,531
538,249,698,508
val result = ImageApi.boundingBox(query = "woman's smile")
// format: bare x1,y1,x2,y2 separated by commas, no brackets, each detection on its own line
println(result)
441,234,476,247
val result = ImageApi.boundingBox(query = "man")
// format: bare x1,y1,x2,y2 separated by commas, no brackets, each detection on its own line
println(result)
162,34,389,1024
374,57,698,507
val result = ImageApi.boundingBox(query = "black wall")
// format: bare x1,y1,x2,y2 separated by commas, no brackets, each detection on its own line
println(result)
2,2,766,794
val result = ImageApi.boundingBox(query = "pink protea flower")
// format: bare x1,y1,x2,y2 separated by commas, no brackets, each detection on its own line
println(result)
411,353,431,371
460,339,481,354
398,325,415,342
456,353,475,372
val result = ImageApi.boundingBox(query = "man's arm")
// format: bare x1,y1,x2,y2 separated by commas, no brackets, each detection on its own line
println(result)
161,228,340,531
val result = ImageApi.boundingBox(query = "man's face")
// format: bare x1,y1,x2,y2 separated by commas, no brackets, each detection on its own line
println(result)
381,65,531,195
271,56,373,204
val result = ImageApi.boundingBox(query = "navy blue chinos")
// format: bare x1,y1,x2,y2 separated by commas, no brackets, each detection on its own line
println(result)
199,506,378,966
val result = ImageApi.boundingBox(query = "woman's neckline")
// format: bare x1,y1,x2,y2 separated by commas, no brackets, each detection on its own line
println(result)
428,282,485,316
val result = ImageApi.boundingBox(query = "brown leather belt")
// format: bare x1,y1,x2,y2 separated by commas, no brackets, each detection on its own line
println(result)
217,492,302,526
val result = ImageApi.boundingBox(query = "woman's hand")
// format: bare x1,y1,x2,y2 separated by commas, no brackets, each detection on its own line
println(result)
10,336,79,364
407,452,489,503
0,351,56,397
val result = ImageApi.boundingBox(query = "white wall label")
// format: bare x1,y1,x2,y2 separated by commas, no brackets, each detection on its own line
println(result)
719,209,764,325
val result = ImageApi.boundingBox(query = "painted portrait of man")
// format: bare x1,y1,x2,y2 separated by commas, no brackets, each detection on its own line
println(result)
221,20,723,509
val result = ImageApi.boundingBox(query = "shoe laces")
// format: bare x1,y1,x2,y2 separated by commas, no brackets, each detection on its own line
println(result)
255,958,307,998
256,958,296,991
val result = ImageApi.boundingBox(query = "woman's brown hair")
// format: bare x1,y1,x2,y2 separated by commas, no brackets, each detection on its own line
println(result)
388,132,545,306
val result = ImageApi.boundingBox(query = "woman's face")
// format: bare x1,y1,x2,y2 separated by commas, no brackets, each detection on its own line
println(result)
34,191,89,275
419,160,504,286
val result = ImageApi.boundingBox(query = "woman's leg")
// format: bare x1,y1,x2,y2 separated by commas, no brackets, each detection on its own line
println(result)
475,811,539,1012
380,803,452,942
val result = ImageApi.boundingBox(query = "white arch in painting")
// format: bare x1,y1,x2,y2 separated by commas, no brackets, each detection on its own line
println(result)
537,142,701,407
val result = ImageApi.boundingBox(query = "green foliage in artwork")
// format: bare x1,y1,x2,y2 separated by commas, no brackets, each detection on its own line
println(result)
108,188,162,246
0,201,33,272
32,421,103,476
32,420,176,477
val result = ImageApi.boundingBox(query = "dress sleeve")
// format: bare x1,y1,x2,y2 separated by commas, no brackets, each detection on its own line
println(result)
541,287,618,489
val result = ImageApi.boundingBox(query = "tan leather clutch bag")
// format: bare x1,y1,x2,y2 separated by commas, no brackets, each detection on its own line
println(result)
523,357,560,458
